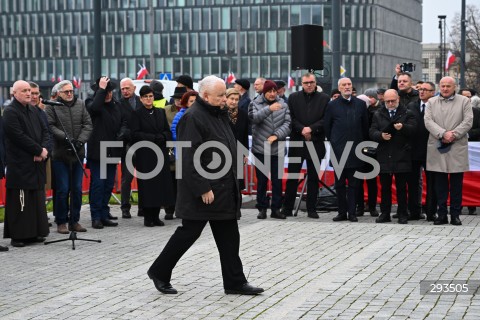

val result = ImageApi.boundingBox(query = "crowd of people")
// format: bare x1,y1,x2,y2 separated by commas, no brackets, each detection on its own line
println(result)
0,69,477,266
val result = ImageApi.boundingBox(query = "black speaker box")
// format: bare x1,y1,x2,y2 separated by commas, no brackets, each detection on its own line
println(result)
291,24,324,71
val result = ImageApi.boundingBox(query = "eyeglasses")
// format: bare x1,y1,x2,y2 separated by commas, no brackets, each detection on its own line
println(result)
418,88,434,92
141,95,154,99
60,90,74,94
302,81,316,85
385,99,398,104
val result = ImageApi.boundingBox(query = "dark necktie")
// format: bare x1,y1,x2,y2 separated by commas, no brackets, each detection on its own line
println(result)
390,110,396,118
420,103,425,115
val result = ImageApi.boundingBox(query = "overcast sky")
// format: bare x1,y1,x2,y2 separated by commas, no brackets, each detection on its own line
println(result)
422,0,480,43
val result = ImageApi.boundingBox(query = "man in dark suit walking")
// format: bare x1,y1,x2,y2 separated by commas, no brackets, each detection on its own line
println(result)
281,73,330,218
147,75,264,295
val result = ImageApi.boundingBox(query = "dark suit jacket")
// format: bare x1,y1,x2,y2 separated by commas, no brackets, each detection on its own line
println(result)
406,100,429,162
288,90,330,159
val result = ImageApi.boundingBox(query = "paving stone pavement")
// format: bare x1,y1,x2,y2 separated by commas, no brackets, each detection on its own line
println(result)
1,202,480,320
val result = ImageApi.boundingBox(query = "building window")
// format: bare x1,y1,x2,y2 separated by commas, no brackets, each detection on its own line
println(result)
422,58,429,69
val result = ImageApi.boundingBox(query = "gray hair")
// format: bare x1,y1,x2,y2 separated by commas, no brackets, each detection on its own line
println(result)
198,75,224,96
56,80,73,92
120,77,134,86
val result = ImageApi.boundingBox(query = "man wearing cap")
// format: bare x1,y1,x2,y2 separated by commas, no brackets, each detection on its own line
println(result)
274,80,288,103
424,76,473,226
118,77,142,218
233,79,251,114
85,76,126,229
249,80,291,219
150,80,167,109
282,73,329,219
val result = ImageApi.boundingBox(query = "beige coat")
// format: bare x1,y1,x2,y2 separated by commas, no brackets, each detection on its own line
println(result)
424,94,473,173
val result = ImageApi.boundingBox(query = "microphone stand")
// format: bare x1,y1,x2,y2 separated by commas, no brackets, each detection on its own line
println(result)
44,101,101,250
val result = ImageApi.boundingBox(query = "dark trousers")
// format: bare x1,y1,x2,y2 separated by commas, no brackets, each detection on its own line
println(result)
407,161,423,216
120,154,134,211
148,219,247,289
334,168,359,217
52,160,84,225
434,172,464,218
425,170,437,217
164,170,176,214
254,153,282,210
357,177,378,211
284,158,319,212
88,160,117,221
379,172,408,218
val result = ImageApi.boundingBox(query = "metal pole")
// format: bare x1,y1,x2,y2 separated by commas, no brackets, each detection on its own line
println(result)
460,0,466,87
332,1,341,88
236,9,241,75
149,0,155,78
443,18,447,78
93,0,102,79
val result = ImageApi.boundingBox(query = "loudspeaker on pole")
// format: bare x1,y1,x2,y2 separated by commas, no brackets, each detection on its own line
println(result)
291,24,324,71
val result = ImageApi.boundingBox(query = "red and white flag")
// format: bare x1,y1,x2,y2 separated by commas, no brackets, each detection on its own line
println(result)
445,50,456,71
136,64,149,80
287,76,295,89
226,72,236,84
72,76,82,88
57,75,63,82
51,75,56,82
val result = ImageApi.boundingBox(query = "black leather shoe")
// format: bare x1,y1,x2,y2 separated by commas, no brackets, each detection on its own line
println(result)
271,209,286,219
356,207,364,217
392,213,399,219
468,207,477,215
332,214,348,222
398,218,408,224
137,209,144,217
450,216,462,226
101,219,118,227
349,215,358,222
0,245,9,252
280,207,293,217
225,283,264,295
144,220,155,227
369,209,379,217
426,214,436,222
257,209,267,219
11,240,25,247
147,271,178,294
375,213,391,223
408,214,421,221
165,213,174,220
419,213,426,219
153,218,165,226
108,214,118,220
122,210,132,219
307,211,319,219
92,220,104,229
434,216,449,225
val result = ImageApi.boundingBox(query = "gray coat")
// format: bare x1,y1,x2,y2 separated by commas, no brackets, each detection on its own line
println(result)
424,94,473,173
45,98,93,162
248,95,291,155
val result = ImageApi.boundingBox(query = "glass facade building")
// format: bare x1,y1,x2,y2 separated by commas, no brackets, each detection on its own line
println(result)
0,0,422,101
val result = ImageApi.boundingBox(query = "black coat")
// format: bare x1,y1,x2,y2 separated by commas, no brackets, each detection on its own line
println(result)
369,105,416,173
406,100,429,162
468,107,480,141
3,98,50,189
288,90,330,159
228,107,249,151
324,96,369,169
85,89,126,161
0,113,6,179
237,92,251,114
131,106,174,208
119,95,142,143
176,98,241,220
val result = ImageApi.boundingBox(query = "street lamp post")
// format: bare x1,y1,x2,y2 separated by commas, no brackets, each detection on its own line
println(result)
438,15,446,78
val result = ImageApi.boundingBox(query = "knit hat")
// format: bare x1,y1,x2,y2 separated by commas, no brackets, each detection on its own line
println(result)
262,80,278,95
234,79,250,91
226,88,240,98
150,80,164,93
274,80,286,89
175,75,193,89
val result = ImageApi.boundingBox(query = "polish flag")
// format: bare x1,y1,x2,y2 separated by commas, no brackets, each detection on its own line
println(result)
323,40,331,50
226,72,236,84
57,75,63,82
445,51,456,71
73,76,79,88
51,75,56,82
287,76,295,89
136,64,149,80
